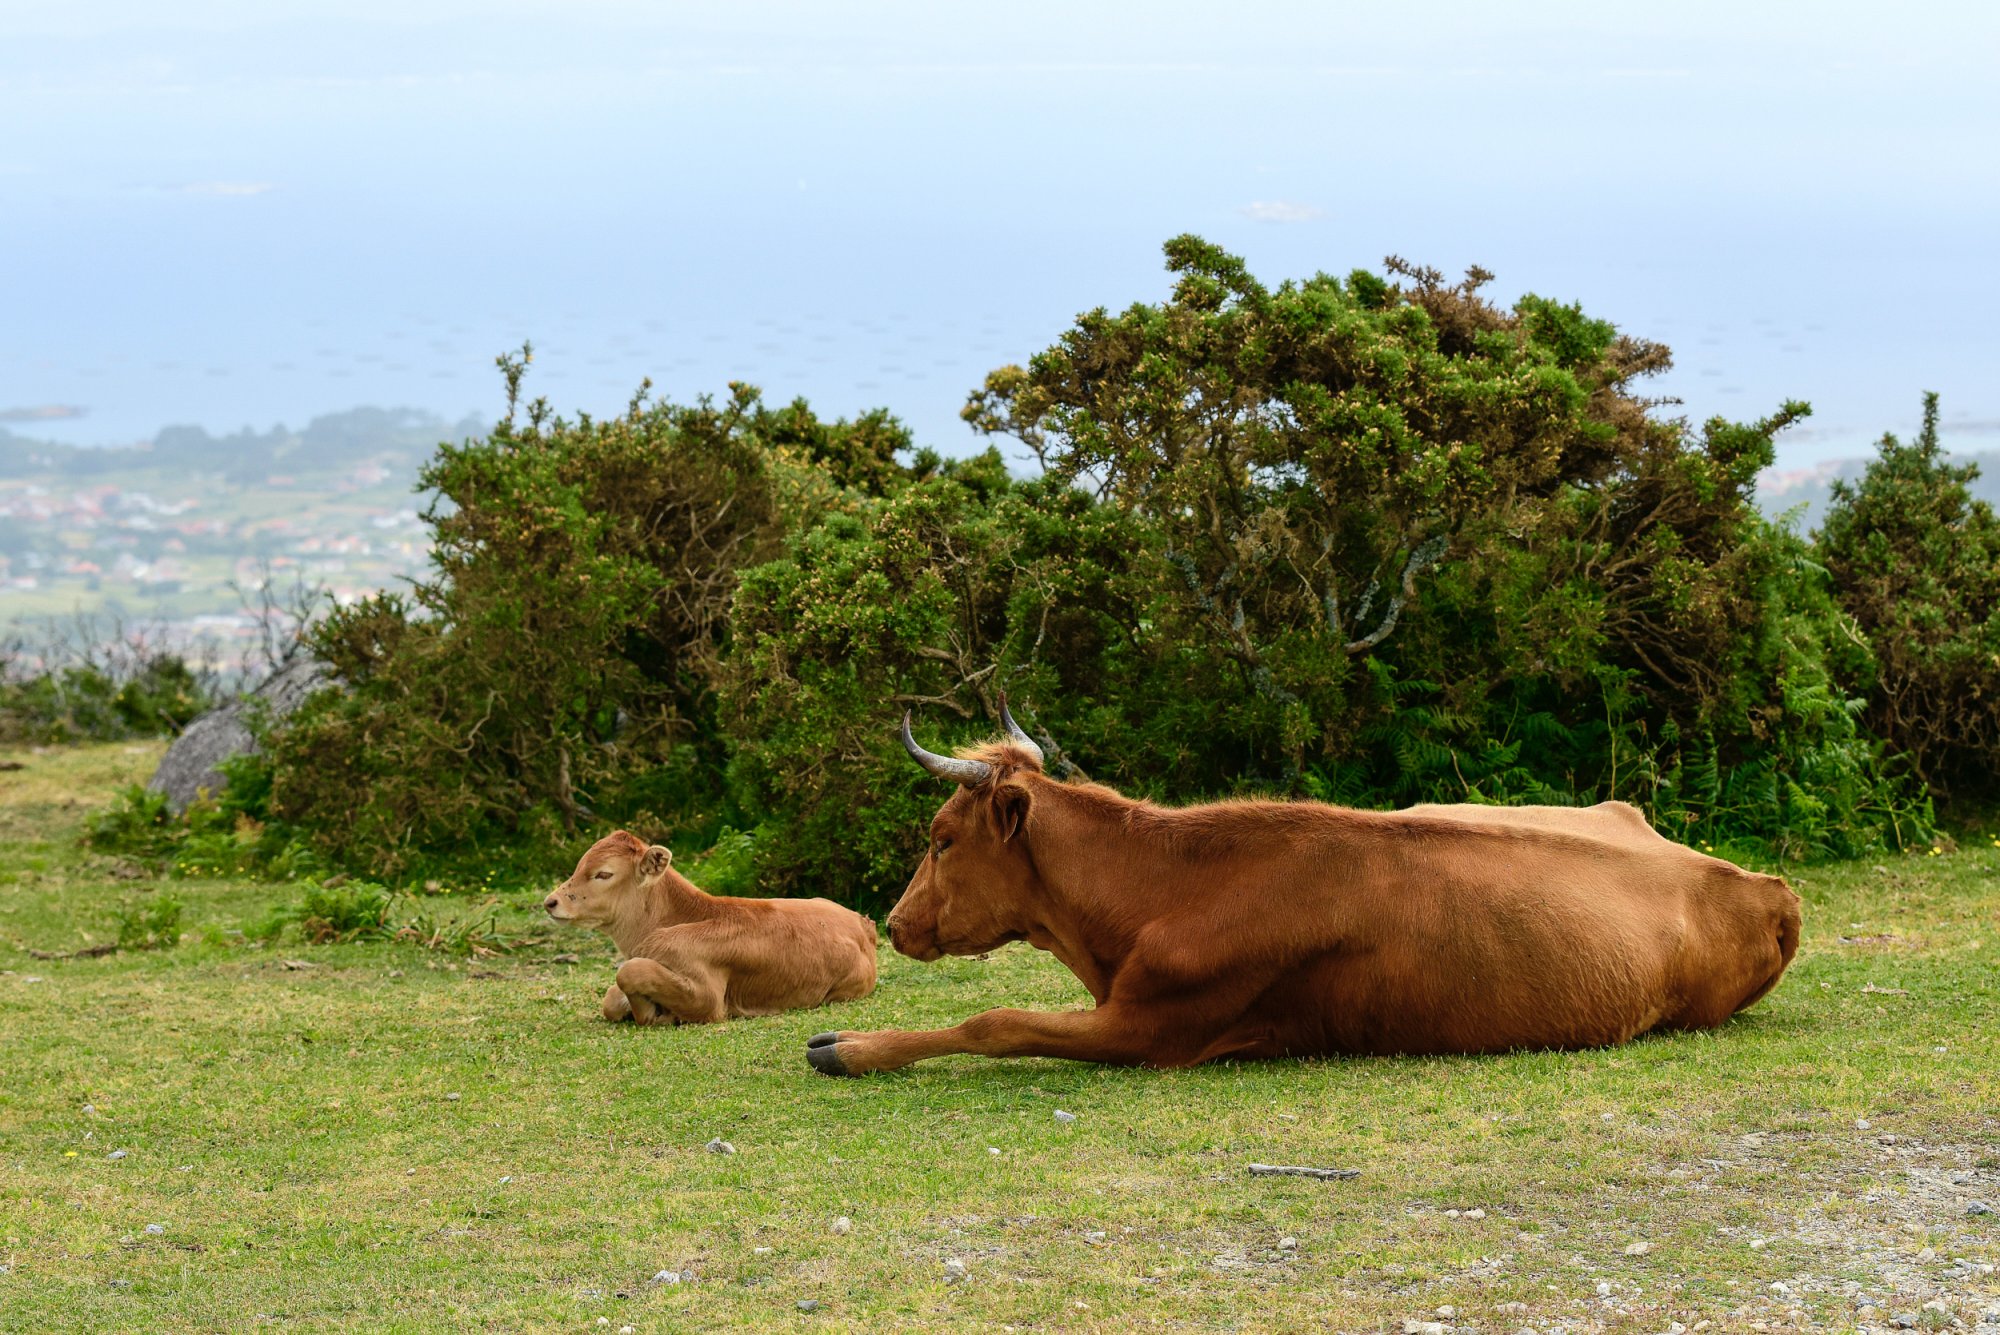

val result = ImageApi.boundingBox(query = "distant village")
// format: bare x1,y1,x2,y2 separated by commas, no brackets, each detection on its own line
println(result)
0,408,454,661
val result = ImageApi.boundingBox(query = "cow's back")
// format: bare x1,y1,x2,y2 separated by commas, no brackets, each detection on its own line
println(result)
1222,802,1800,1056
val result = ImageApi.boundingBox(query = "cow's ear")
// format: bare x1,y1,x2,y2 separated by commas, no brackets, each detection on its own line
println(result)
991,784,1032,843
640,845,673,878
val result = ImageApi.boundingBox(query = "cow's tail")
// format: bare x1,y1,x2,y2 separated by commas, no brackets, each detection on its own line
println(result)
1735,874,1803,1013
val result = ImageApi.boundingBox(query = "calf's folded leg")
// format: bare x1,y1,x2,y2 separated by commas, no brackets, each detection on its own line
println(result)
807,1005,1173,1076
615,957,727,1025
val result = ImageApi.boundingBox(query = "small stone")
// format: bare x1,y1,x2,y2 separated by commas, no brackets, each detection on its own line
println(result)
1277,1236,1299,1251
1770,1281,1791,1295
1053,1109,1077,1124
1749,1238,1768,1250
81,1104,95,1115
143,1223,164,1235
1968,1201,1993,1215
943,1257,968,1284
1923,1300,1952,1315
621,1327,635,1334
1668,1324,1687,1335
1436,1306,1456,1319
753,1246,772,1255
444,1093,460,1102
1596,1281,1613,1296
1463,1207,1486,1219
1952,1172,1972,1185
596,1319,608,1327
1623,1240,1650,1255
1400,1322,1445,1335
705,1138,735,1155
987,1147,1001,1156
107,1149,127,1160
1856,1118,1872,1130
831,1216,852,1235
1891,1315,1918,1330
796,1300,819,1312
498,1176,511,1184
1446,1209,1461,1218
652,1270,681,1285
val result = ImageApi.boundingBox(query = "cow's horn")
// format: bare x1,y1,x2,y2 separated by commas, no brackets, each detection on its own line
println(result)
900,711,994,786
996,693,1044,768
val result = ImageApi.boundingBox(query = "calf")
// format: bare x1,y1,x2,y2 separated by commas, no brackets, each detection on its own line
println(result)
546,831,877,1025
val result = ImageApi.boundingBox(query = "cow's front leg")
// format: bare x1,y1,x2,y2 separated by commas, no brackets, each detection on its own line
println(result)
601,982,634,1023
806,1005,1178,1076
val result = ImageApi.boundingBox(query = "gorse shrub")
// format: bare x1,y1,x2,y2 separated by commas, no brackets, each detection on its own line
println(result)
263,351,887,877
84,754,324,881
1,648,215,745
1819,393,2000,805
118,240,1972,907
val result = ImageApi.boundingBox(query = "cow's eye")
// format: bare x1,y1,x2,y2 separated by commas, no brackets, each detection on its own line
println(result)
933,838,952,858
594,870,613,880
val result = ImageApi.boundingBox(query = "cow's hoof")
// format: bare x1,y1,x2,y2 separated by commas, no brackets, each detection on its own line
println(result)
806,1033,853,1077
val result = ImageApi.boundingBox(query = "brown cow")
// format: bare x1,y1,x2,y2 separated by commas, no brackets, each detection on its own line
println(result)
804,702,1800,1075
546,831,877,1025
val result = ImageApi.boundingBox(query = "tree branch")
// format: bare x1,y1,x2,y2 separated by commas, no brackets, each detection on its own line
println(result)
1343,537,1447,655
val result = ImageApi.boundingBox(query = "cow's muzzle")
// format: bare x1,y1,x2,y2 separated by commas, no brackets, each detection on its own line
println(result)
885,916,941,962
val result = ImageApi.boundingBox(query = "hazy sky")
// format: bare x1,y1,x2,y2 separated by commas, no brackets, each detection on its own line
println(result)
6,1,1998,469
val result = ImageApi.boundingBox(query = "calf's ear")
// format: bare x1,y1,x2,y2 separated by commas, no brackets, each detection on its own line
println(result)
991,784,1032,843
640,845,673,878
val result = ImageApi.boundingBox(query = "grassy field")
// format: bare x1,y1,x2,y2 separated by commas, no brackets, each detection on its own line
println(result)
1,745,1996,1333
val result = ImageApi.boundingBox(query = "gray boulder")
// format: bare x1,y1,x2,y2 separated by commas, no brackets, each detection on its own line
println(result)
147,657,329,813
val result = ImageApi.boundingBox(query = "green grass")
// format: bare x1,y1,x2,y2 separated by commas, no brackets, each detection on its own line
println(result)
2,745,1996,1332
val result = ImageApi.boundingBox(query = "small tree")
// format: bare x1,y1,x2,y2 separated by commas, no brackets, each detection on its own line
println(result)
964,238,1813,778
1819,393,2000,804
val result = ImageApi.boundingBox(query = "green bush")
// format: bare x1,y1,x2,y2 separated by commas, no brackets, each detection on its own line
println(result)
263,355,885,877
1819,393,2000,807
1,649,215,745
297,880,395,943
84,753,325,881
114,892,184,951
